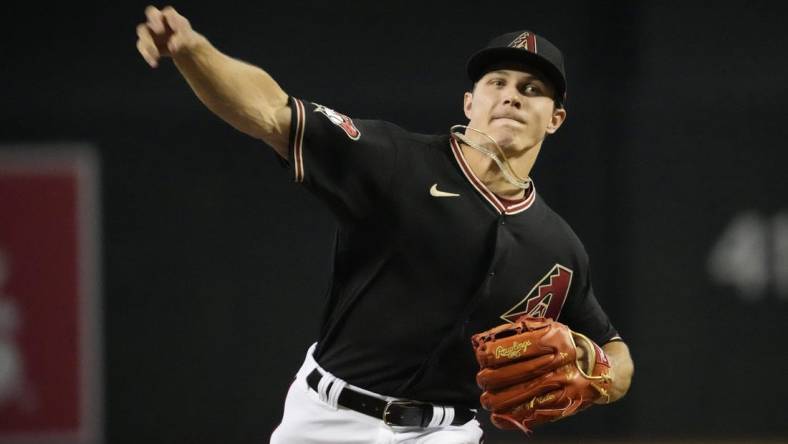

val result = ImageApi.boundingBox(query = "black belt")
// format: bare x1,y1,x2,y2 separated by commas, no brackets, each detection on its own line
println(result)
306,369,475,427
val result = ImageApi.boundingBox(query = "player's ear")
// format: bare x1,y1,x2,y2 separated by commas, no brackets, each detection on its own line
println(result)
463,92,474,120
546,107,567,134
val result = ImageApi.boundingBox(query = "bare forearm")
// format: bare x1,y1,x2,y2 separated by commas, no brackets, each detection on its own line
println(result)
601,340,634,402
173,40,289,147
136,6,291,157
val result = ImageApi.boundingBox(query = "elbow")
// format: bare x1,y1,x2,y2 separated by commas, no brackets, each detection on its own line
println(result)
244,100,290,158
249,94,289,136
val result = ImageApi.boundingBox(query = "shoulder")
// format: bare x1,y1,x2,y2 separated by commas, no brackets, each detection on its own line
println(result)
363,120,446,147
357,120,449,159
296,98,445,147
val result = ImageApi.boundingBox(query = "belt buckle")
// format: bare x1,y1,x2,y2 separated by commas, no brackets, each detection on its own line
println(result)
382,400,428,427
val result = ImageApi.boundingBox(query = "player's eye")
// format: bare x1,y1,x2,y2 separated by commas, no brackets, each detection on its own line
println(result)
521,83,542,96
490,78,506,87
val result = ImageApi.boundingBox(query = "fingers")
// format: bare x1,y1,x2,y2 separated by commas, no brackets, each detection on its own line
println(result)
136,23,159,68
167,32,184,54
161,6,191,34
140,5,167,67
146,5,193,55
138,5,196,64
143,5,189,38
144,5,166,34
163,7,192,54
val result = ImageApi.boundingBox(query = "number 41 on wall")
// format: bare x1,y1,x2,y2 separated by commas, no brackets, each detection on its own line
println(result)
707,211,788,301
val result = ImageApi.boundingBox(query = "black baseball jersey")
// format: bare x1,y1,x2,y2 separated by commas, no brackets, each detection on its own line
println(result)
282,97,620,408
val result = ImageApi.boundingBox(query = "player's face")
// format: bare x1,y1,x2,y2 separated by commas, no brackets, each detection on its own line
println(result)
463,69,566,152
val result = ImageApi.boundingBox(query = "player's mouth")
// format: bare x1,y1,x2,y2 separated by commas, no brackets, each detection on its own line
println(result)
491,115,525,125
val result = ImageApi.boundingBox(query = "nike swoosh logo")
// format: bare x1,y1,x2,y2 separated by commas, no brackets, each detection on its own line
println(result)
430,183,460,197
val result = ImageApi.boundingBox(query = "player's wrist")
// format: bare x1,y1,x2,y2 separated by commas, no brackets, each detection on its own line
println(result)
171,31,210,61
592,362,615,404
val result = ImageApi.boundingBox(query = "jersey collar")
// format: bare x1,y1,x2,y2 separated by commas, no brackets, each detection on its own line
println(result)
449,137,536,215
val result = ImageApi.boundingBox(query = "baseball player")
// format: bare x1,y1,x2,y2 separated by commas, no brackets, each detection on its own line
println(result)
136,6,634,443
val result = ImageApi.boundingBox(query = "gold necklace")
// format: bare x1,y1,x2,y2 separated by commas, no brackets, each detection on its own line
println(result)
450,125,531,190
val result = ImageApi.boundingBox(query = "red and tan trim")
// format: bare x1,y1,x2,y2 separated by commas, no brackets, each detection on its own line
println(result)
449,137,536,215
292,98,306,183
499,191,536,214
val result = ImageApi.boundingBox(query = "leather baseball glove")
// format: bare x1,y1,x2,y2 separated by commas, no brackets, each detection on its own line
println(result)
471,316,612,434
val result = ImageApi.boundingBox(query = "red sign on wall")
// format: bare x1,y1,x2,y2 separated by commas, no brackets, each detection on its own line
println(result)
0,146,101,444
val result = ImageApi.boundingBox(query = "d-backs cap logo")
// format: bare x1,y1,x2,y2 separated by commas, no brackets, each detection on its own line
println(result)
314,104,361,140
500,264,572,322
508,32,538,54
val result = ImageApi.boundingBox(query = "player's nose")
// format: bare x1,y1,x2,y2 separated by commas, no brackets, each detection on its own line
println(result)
502,96,522,109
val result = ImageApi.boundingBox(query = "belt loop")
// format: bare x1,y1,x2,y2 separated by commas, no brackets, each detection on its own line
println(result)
441,406,455,426
327,379,346,409
427,405,444,427
316,373,337,407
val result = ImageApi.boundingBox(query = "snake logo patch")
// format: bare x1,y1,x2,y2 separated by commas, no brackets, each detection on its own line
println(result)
500,264,573,322
314,104,361,140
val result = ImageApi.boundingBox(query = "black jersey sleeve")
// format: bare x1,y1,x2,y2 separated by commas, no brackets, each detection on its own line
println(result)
560,261,622,346
284,97,398,224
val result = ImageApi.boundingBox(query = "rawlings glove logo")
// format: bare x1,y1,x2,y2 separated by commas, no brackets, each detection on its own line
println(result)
494,340,531,359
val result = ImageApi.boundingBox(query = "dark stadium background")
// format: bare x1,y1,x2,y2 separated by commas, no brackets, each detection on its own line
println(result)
1,1,786,443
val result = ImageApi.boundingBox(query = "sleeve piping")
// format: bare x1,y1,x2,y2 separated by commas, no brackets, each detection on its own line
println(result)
292,98,306,183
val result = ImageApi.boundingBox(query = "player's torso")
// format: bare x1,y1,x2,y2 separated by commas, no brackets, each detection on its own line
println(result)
317,134,586,402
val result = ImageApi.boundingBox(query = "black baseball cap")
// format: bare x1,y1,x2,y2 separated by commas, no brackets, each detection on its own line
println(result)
467,31,567,106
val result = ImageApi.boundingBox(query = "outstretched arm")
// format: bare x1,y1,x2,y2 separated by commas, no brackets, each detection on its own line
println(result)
135,5,291,158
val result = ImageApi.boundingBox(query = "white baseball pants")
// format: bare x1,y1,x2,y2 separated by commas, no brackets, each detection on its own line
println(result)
270,344,484,444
